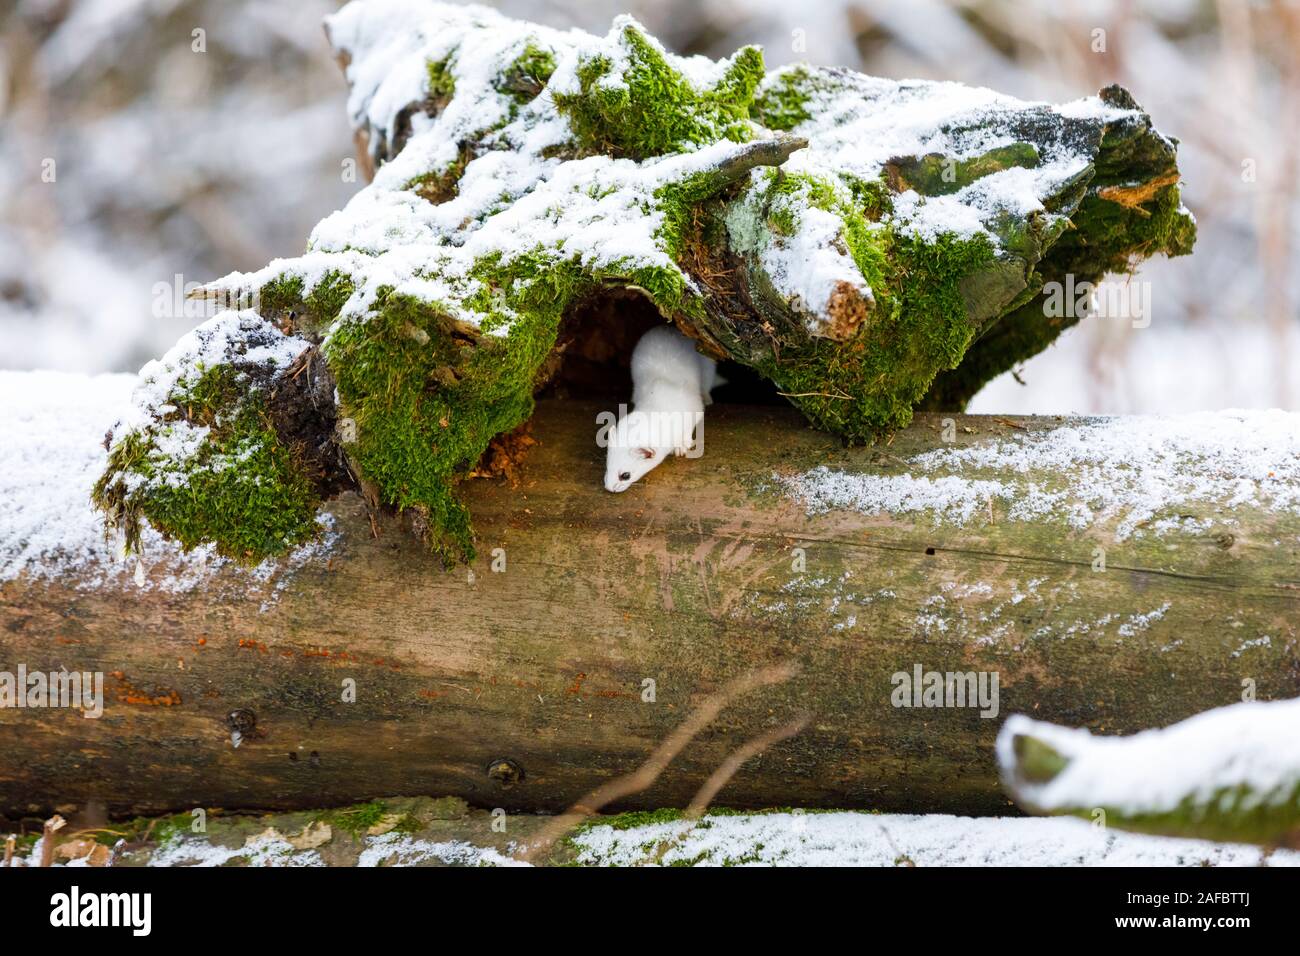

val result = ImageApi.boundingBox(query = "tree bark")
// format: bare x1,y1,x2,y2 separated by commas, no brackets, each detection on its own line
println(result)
3,401,1297,818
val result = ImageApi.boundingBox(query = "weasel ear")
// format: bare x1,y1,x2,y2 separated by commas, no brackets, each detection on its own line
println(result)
637,447,656,460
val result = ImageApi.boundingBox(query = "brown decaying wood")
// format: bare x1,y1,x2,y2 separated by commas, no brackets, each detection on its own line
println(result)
2,401,1298,818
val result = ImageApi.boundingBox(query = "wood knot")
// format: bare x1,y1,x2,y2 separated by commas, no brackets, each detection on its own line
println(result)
1214,532,1235,550
226,709,257,735
486,757,524,786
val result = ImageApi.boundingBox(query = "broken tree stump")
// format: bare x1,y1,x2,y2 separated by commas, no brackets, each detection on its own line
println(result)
95,0,1194,564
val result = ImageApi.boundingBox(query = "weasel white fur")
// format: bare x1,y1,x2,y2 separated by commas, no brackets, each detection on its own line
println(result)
604,325,719,493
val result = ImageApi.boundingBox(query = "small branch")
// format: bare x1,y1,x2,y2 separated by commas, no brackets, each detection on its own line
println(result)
776,390,852,400
519,662,799,863
39,814,66,868
640,714,811,865
708,135,808,188
684,715,811,817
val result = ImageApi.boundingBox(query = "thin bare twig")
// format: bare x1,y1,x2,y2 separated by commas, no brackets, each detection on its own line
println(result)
776,390,852,401
992,416,1028,431
642,714,811,865
684,715,810,818
519,662,799,863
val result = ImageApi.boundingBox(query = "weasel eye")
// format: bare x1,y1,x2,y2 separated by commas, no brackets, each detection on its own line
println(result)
618,471,631,481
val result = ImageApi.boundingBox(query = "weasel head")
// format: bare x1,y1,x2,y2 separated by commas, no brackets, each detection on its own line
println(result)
604,411,668,493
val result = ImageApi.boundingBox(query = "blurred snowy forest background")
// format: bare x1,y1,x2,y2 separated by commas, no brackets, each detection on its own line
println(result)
2,0,1297,414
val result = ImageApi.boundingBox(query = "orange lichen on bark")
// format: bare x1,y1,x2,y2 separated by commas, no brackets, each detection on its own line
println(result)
110,672,182,707
1097,171,1181,213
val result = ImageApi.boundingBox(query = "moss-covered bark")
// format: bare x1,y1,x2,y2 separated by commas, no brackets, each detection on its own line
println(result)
921,86,1196,410
92,313,333,561
93,2,1195,563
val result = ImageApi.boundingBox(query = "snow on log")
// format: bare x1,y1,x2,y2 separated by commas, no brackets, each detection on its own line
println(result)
997,699,1300,847
3,372,1298,817
92,0,1193,564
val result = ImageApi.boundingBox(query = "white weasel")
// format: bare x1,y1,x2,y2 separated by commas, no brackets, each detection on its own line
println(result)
604,325,719,493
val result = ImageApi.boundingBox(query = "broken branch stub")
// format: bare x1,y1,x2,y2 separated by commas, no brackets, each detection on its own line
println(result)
998,700,1300,848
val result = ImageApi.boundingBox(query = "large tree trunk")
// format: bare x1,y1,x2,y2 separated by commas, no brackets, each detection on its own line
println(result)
3,400,1297,818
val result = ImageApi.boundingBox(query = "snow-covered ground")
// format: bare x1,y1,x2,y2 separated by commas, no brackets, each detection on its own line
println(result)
567,812,1300,867
14,811,1295,867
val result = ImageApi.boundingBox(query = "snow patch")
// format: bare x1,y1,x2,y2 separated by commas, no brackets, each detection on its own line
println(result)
148,832,324,867
998,697,1300,818
571,810,1299,867
358,831,528,867
778,410,1300,539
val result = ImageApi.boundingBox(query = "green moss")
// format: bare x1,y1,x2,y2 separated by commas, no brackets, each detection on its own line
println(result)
885,143,1040,197
1013,735,1071,783
258,271,354,332
1056,181,1196,274
590,808,685,831
308,271,355,320
150,812,199,846
407,164,464,205
1088,780,1300,846
327,295,523,563
316,800,390,838
92,364,320,562
758,199,994,434
258,274,306,316
391,813,423,834
654,163,778,267
496,42,557,101
768,170,839,209
553,22,764,159
668,850,711,866
1039,779,1300,847
841,173,893,221
769,231,996,437
426,56,456,100
719,168,995,437
323,237,688,562
752,64,815,131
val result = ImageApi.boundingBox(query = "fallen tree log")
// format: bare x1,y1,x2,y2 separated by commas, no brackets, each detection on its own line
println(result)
3,387,1299,818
